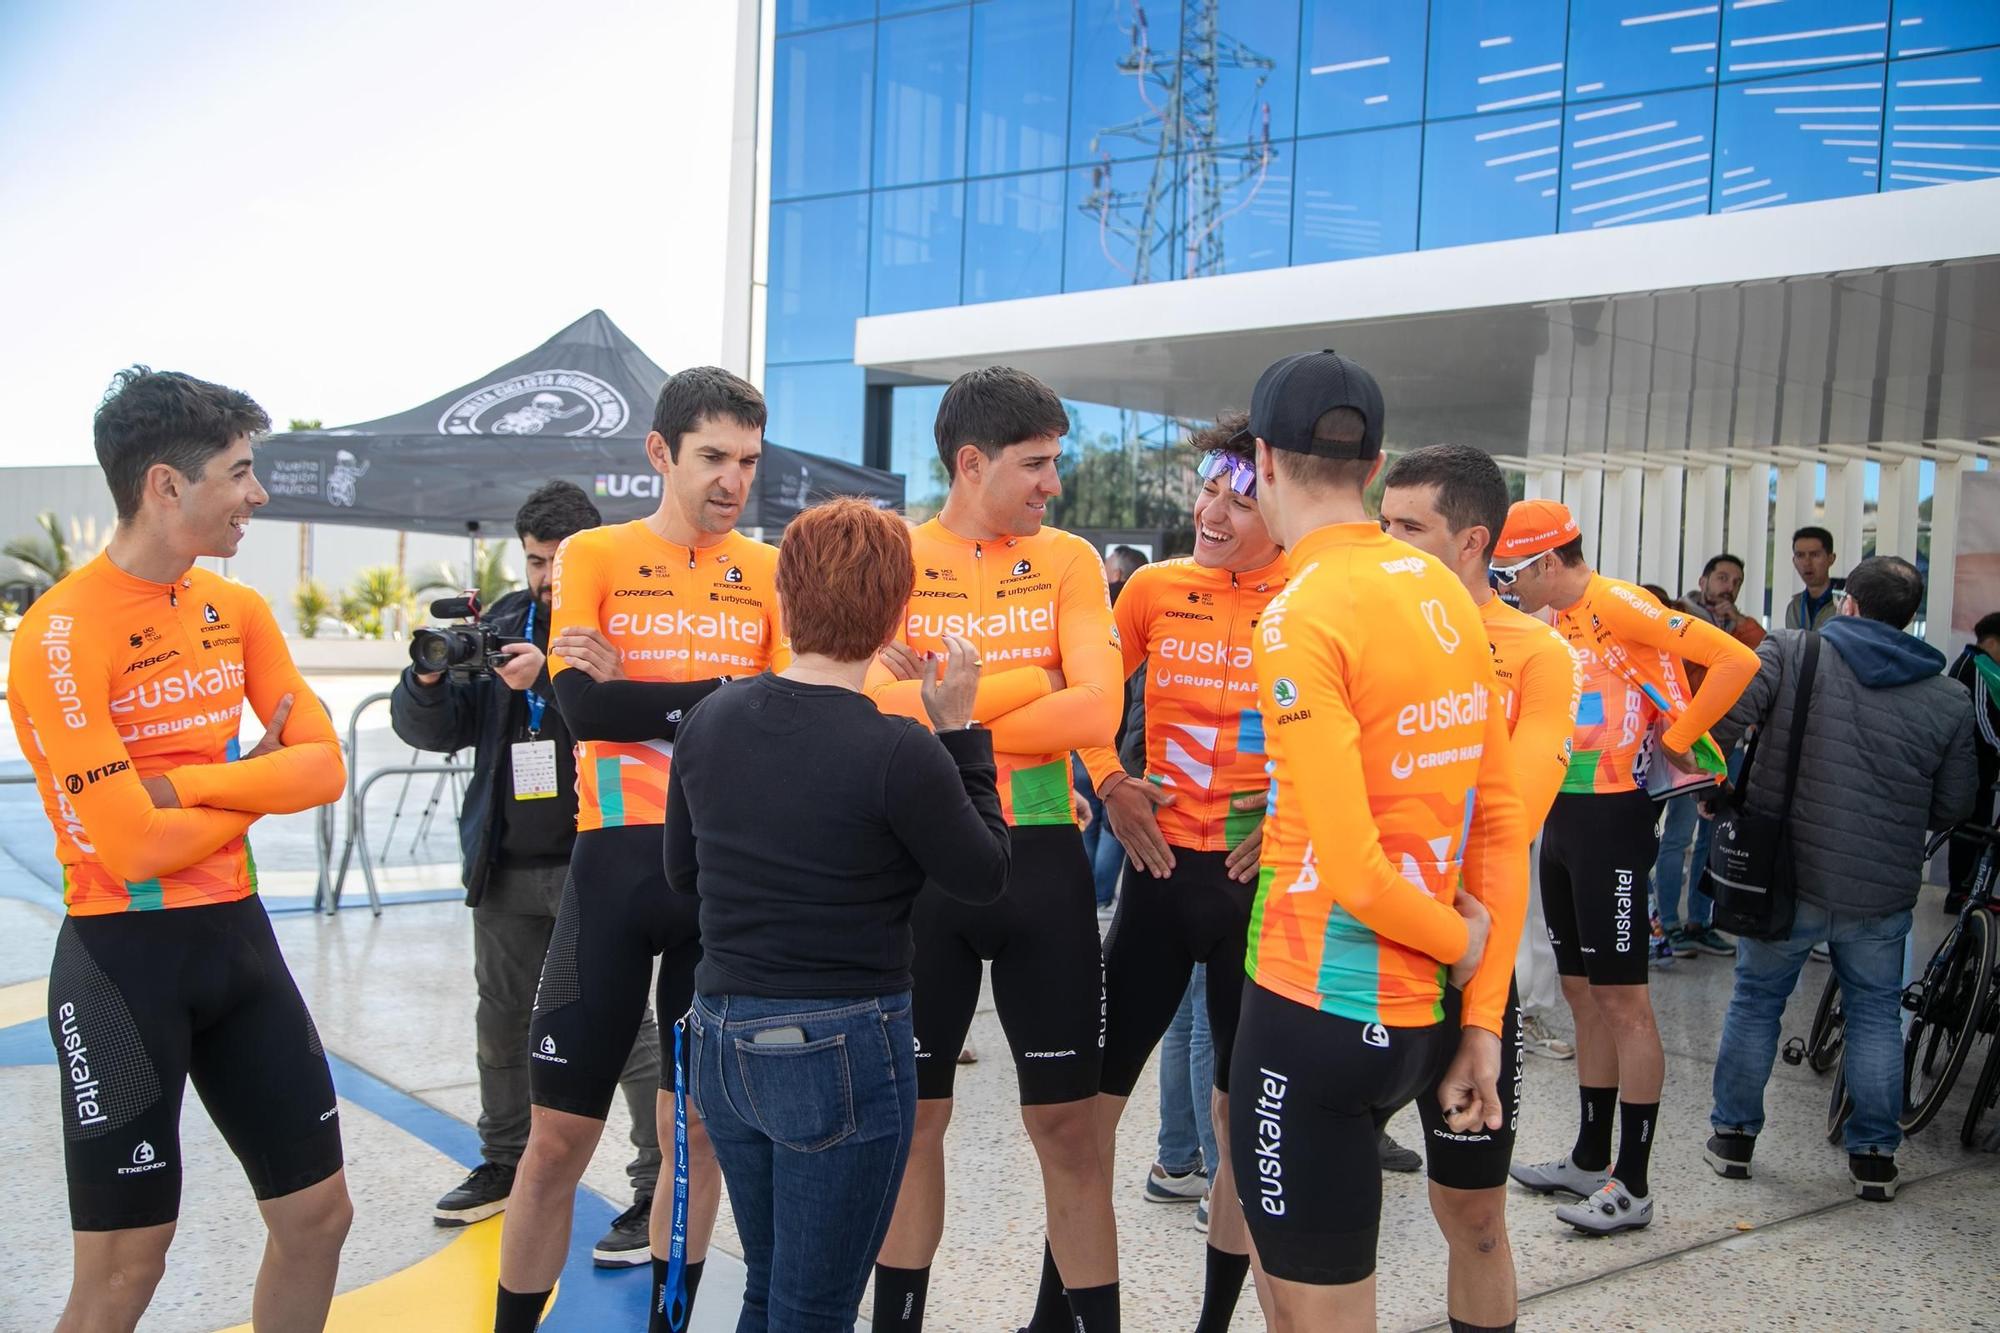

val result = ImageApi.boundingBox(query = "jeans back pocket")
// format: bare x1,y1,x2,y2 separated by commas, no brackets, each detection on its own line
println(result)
733,1033,856,1152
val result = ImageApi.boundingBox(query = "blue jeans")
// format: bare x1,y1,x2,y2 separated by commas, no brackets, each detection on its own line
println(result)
1155,965,1218,1175
688,992,917,1333
1651,793,1715,932
1074,757,1123,906
1711,902,1913,1155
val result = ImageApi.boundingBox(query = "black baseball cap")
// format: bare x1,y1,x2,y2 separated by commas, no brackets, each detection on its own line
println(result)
1242,349,1385,459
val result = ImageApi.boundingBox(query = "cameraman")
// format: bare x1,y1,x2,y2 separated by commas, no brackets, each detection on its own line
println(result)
389,479,662,1263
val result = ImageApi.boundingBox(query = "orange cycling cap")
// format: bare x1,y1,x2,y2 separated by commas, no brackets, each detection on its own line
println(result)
1495,499,1581,561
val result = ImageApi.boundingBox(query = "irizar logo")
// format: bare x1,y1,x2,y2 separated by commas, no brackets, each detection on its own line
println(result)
1421,599,1461,654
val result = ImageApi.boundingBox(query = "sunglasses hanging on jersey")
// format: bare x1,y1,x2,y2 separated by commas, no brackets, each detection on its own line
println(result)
1197,449,1257,499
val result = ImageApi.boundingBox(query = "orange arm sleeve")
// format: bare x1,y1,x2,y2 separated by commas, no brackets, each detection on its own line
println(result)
1285,628,1470,964
1511,637,1582,829
546,532,602,681
11,628,255,884
985,549,1123,754
1079,587,1150,790
1609,592,1762,751
764,591,793,673
165,597,344,814
1460,687,1531,1035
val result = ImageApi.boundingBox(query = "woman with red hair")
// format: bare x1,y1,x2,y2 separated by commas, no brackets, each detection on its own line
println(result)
663,497,1009,1331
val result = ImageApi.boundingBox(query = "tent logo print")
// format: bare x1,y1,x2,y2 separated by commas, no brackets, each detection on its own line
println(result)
326,450,369,507
439,369,629,437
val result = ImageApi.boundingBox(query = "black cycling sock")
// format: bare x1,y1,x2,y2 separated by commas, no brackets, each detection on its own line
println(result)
1065,1281,1120,1333
872,1263,931,1331
494,1284,551,1333
1572,1085,1617,1171
1448,1320,1517,1333
1614,1100,1659,1198
648,1258,705,1332
1023,1240,1068,1332
1194,1245,1250,1333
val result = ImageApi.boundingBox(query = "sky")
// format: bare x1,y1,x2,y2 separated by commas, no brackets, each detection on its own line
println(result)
0,0,742,465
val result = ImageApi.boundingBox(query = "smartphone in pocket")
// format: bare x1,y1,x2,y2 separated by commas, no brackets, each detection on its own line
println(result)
751,1026,808,1046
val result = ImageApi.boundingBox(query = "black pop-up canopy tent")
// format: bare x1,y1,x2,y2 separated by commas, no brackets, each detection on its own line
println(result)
256,309,903,535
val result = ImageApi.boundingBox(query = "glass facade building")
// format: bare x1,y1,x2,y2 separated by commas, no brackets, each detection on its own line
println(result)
764,0,2000,519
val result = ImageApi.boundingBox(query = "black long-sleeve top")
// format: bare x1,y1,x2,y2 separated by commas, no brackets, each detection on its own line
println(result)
664,673,1011,998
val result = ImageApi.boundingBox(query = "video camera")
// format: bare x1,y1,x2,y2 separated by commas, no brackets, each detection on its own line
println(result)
410,593,526,680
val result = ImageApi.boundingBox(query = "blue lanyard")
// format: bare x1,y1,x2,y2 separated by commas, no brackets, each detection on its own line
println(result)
660,1016,691,1331
521,603,547,736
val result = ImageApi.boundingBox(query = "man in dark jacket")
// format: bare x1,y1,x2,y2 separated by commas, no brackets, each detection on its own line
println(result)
1946,611,2000,908
389,480,662,1261
1704,556,1976,1202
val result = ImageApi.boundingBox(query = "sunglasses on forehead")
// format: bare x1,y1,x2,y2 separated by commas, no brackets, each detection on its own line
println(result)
1197,449,1257,498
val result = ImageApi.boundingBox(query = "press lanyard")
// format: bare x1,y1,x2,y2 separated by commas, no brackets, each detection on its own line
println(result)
660,1016,691,1331
521,603,547,737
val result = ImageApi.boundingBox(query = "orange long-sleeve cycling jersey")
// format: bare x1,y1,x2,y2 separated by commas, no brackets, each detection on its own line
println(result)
1480,596,1581,828
867,519,1122,826
1553,573,1760,795
1079,554,1286,852
1245,524,1528,1035
6,554,345,915
549,523,786,831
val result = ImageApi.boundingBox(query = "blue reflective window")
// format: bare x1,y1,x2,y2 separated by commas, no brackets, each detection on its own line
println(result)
881,0,961,14
965,171,1066,302
1721,0,1889,83
1893,0,2000,57
1426,0,1570,121
777,0,874,36
1567,0,1720,100
1071,0,1182,164
1885,47,2000,192
1297,0,1429,135
1292,127,1422,262
764,363,867,465
871,183,966,314
969,0,1073,175
1561,86,1715,232
1179,147,1292,278
1420,107,1562,249
1713,64,1883,211
768,194,871,362
773,27,874,199
874,8,970,187
887,384,951,518
1203,1,1301,147
1065,157,1179,290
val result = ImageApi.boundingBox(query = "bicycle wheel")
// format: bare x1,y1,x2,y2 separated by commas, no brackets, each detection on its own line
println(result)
1902,907,1996,1135
1961,1017,2000,1151
1808,974,1844,1074
1826,1052,1853,1146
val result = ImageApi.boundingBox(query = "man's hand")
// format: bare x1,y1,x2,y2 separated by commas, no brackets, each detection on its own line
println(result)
243,694,296,762
1660,741,1703,776
1101,776,1176,878
494,641,549,691
1447,890,1492,991
1223,790,1267,883
1437,1027,1505,1135
551,627,623,683
1709,592,1741,629
141,776,180,809
1073,787,1094,831
877,641,923,682
1044,666,1067,692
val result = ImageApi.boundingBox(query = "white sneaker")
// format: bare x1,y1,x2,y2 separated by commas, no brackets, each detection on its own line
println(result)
1509,1155,1609,1198
1143,1162,1208,1203
1556,1178,1653,1235
1521,1013,1575,1061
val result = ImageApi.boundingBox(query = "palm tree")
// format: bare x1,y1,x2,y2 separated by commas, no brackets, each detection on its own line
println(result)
344,566,416,640
4,511,74,585
292,579,333,639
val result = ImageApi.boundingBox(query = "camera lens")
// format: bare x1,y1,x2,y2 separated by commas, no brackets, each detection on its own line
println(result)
410,629,454,674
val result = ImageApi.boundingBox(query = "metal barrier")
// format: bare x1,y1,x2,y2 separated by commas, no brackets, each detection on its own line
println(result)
322,691,471,917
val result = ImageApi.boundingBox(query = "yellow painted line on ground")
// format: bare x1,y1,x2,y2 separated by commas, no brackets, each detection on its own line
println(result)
0,977,46,1029
213,1216,561,1333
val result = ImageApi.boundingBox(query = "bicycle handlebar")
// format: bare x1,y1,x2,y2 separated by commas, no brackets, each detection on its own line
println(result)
1927,823,2000,859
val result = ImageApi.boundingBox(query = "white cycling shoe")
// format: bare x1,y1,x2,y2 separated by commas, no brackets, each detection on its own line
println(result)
1508,1154,1609,1198
1556,1178,1653,1235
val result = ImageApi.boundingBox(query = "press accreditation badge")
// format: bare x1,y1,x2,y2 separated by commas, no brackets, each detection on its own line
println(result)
511,740,559,801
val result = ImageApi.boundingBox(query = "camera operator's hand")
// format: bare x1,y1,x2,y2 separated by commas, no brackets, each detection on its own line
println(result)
552,626,625,683
495,642,548,692
920,634,982,732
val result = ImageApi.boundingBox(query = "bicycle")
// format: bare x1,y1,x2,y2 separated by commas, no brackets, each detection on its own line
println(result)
1950,824,2000,1149
1899,822,2000,1137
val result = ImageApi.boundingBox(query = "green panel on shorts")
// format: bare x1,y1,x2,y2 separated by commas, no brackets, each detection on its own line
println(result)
1224,789,1266,850
1560,749,1602,794
595,756,627,826
244,840,260,894
125,879,165,911
1009,759,1074,826
1245,864,1276,978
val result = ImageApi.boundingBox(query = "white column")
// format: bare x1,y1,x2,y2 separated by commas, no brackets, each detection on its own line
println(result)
1526,464,1564,502
1838,457,1869,561
1732,463,1772,626
1612,465,1644,581
1876,458,1922,561
1772,462,1811,607
1927,455,1966,650
1569,466,1604,568
1682,464,1726,592
1642,463,1684,591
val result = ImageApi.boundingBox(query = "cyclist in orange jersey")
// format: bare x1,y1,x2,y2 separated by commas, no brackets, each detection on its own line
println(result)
1380,444,1584,1332
496,368,786,1333
1226,352,1527,1333
865,367,1125,1333
1494,498,1759,1237
1073,413,1280,1333
8,368,350,1333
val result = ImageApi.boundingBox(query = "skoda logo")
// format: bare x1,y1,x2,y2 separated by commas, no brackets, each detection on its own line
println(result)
439,370,629,437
